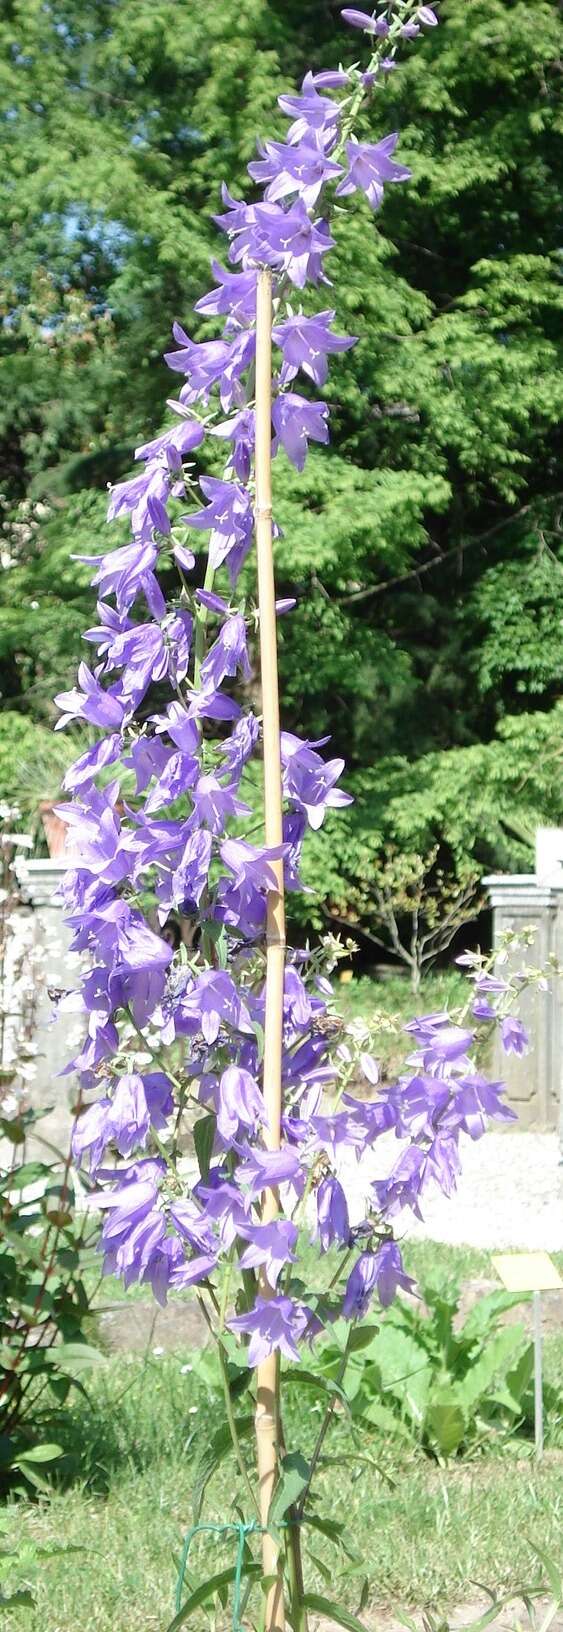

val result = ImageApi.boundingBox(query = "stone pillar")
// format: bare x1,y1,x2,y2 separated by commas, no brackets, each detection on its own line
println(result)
14,859,83,1159
483,871,562,1132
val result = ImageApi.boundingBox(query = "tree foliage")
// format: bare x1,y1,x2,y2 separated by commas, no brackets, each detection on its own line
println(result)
0,0,561,921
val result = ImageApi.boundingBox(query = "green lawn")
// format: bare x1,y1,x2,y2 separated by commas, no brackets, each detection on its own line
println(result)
2,1242,562,1632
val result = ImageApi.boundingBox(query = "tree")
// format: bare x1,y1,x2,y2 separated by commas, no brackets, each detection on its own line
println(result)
0,0,561,925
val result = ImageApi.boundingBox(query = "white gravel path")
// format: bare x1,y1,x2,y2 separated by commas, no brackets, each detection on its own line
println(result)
338,1131,563,1252
405,1131,563,1251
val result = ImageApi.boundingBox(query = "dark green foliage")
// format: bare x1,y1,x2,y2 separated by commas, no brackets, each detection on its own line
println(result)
0,0,561,918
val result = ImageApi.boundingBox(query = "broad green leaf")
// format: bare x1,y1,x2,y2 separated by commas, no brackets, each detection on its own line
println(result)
504,1343,534,1409
461,1290,530,1344
426,1397,466,1457
303,1591,367,1631
362,1324,432,1425
192,1415,253,1523
456,1326,525,1415
269,1451,311,1530
15,1443,63,1464
51,1342,106,1375
358,1398,412,1440
348,1325,380,1353
193,1113,215,1182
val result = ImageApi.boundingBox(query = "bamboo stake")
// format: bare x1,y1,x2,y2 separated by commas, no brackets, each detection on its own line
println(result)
254,264,286,1632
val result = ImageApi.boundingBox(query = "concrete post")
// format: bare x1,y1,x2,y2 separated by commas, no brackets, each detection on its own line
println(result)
13,859,83,1159
483,870,562,1135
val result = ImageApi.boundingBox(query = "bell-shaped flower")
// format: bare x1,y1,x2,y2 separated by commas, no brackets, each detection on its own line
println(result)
336,134,411,212
273,308,356,387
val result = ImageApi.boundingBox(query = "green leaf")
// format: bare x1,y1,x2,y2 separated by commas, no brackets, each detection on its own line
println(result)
15,1443,63,1464
303,1514,358,1561
0,1589,35,1609
426,1397,466,1457
269,1451,311,1530
362,1324,432,1425
193,1113,216,1182
348,1325,380,1353
284,1368,351,1413
0,1224,47,1269
357,1399,412,1440
461,1290,529,1343
527,1542,563,1605
0,1161,51,1190
192,1415,253,1524
51,1342,106,1376
303,1591,367,1631
166,1561,261,1631
455,1326,525,1415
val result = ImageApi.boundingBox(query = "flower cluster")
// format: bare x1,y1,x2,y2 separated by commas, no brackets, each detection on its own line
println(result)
55,3,518,1365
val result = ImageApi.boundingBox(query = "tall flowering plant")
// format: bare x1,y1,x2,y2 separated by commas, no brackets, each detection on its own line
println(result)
54,5,526,1627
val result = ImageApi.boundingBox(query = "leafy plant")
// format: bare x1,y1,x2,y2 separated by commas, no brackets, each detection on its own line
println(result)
0,1130,105,1494
317,1280,547,1459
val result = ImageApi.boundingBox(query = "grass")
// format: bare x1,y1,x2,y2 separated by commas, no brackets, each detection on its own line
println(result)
2,1239,563,1631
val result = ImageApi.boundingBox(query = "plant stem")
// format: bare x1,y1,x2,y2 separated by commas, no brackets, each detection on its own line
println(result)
296,1329,355,1518
194,556,217,685
197,1289,260,1518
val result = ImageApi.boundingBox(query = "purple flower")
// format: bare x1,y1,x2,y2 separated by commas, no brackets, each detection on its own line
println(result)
336,135,411,212
216,1065,266,1144
278,72,341,147
237,1145,304,1201
194,260,258,330
165,828,212,917
343,1252,379,1318
217,837,288,939
200,615,252,689
500,1016,529,1057
418,6,439,24
473,997,496,1021
454,1074,516,1139
229,1294,314,1365
272,309,356,387
55,663,125,732
215,188,335,290
248,137,343,211
238,1220,298,1287
272,393,329,472
281,732,353,829
372,1242,415,1307
63,734,122,794
311,70,350,89
135,413,204,463
190,773,251,834
341,9,389,34
178,970,254,1045
220,713,261,780
212,408,255,482
106,461,172,542
315,1175,350,1250
77,539,163,616
183,476,253,583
